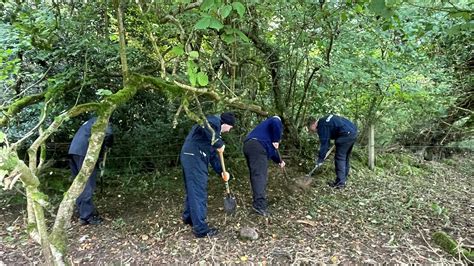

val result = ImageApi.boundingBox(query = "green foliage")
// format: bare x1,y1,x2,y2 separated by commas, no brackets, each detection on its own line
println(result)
1,0,472,175
433,231,474,261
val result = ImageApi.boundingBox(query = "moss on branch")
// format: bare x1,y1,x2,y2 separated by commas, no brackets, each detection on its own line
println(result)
0,93,46,126
433,231,474,261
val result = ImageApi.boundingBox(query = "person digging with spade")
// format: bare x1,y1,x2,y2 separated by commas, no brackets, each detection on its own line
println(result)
308,115,357,189
243,116,286,217
180,112,235,238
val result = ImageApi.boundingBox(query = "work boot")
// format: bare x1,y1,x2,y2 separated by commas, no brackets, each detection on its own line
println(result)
195,227,218,238
252,207,271,217
327,181,345,189
182,218,193,227
80,215,103,225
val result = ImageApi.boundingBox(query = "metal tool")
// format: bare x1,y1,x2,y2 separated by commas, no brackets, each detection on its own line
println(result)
305,145,335,178
276,148,290,181
99,147,110,193
217,150,236,215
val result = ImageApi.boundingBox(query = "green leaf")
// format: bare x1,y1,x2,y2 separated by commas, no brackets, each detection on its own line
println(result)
96,89,113,96
188,51,199,59
195,17,211,30
197,72,209,86
368,0,385,15
221,33,236,44
187,60,198,74
189,72,197,86
232,2,245,18
200,0,215,11
0,131,5,143
221,4,232,18
171,45,184,56
108,33,119,42
209,18,224,30
235,29,250,43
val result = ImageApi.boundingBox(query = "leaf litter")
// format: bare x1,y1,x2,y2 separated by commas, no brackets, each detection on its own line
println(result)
0,153,472,264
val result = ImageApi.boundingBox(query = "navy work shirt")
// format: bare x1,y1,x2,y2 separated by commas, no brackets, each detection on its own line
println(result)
245,116,283,163
316,115,357,163
68,117,113,156
183,115,224,174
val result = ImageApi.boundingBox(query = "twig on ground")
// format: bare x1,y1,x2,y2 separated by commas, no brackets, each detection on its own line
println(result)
416,226,442,258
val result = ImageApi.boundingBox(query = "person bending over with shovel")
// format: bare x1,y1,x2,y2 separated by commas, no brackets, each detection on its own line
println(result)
68,116,113,225
308,115,357,189
180,112,235,238
243,116,286,217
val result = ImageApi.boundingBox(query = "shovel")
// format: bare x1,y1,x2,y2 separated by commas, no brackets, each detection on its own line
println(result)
298,146,335,188
217,150,236,215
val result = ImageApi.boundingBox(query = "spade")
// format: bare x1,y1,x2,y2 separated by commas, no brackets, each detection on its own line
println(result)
217,150,236,215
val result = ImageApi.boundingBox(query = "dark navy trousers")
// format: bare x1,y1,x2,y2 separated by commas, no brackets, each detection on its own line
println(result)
69,155,98,220
334,134,357,186
181,144,210,236
243,139,269,211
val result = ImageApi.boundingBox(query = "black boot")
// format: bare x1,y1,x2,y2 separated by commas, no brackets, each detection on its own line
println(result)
194,227,218,238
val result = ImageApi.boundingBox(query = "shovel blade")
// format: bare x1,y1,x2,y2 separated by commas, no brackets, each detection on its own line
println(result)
224,194,236,215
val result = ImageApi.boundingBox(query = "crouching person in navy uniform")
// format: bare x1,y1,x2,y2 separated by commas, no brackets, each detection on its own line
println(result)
68,117,113,225
181,112,235,238
243,116,286,217
308,115,357,189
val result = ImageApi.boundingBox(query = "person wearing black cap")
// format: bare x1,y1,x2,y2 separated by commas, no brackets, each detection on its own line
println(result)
243,116,286,216
180,112,235,238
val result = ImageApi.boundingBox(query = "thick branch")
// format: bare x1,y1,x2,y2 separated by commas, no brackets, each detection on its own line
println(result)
134,74,268,115
0,93,46,126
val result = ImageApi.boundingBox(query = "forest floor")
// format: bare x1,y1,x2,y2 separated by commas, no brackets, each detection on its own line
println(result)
1,151,473,264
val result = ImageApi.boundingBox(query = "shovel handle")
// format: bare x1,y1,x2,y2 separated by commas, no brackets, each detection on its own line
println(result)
217,150,231,194
217,149,227,173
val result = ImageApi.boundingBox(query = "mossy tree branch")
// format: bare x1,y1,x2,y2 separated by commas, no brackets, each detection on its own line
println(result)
133,73,268,116
0,93,46,126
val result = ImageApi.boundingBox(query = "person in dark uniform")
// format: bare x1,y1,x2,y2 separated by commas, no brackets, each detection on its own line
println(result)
68,117,113,225
243,116,286,216
181,112,235,238
308,115,357,189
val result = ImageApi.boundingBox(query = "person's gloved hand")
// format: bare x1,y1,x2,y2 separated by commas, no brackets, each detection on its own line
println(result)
279,160,286,168
217,145,225,153
314,158,323,168
221,171,230,182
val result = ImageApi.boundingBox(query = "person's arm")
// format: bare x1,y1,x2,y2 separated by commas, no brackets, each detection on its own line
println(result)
269,147,281,164
204,116,224,149
269,118,283,164
209,148,223,175
270,118,283,143
269,119,283,163
317,124,330,164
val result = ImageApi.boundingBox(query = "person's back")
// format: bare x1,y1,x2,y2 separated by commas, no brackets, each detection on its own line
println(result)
69,117,113,156
245,116,283,163
183,115,222,148
246,116,283,143
317,115,357,141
